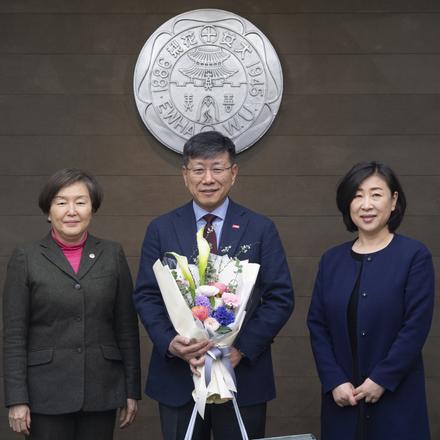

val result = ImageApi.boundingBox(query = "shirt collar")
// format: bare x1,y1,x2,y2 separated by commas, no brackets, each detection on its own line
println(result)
193,197,229,222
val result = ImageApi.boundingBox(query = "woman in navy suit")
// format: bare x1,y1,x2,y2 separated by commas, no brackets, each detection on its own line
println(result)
307,162,434,440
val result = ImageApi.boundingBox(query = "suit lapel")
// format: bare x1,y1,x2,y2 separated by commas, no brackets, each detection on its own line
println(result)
172,202,198,259
39,233,103,281
77,235,103,280
219,200,248,257
40,233,78,280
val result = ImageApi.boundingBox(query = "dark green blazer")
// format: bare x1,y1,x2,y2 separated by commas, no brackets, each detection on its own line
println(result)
3,234,141,414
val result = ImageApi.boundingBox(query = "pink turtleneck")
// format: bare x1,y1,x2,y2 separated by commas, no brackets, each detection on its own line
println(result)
51,230,88,273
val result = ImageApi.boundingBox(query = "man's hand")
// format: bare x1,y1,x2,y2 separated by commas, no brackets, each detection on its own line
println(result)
189,356,206,376
8,404,31,435
229,347,243,368
168,335,213,361
353,378,385,404
169,335,213,376
332,382,357,407
119,398,138,428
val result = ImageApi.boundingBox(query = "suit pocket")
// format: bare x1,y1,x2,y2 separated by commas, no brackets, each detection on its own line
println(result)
27,349,54,366
100,344,122,361
89,271,116,280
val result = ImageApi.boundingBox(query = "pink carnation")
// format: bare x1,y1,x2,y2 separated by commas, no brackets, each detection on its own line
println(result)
191,305,209,321
221,292,241,308
209,282,228,295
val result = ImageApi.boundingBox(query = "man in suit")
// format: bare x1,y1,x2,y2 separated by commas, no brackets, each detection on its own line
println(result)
134,131,294,439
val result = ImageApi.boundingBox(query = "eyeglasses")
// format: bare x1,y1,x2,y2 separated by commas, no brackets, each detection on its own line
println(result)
185,165,234,177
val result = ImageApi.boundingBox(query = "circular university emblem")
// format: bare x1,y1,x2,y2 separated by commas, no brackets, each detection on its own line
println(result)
133,9,283,154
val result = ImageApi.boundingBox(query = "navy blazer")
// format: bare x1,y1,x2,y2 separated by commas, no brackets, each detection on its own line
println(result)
134,200,294,407
307,234,434,440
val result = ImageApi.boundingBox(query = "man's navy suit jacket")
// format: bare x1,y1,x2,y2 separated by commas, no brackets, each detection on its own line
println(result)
134,200,294,407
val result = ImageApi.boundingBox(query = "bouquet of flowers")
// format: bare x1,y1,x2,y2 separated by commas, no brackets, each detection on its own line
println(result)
152,226,260,418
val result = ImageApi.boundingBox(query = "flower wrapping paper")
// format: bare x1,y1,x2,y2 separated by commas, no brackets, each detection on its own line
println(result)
153,255,260,418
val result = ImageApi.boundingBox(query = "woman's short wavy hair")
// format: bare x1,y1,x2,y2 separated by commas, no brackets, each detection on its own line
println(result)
336,161,406,233
38,168,103,214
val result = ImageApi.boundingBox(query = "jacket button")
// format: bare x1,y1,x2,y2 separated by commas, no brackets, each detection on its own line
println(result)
74,283,81,290
77,347,82,353
362,292,368,297
361,330,368,337
367,256,372,262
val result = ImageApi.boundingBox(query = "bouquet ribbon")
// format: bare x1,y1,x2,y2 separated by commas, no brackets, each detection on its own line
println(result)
204,347,236,389
184,394,249,440
186,347,248,439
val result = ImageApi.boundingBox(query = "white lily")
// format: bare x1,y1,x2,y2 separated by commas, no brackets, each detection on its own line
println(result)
196,226,211,285
167,252,196,299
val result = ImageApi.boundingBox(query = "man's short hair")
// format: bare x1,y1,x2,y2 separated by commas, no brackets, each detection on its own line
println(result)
336,161,406,232
182,131,236,165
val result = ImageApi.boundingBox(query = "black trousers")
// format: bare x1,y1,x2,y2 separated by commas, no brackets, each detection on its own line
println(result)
27,410,116,440
159,400,266,440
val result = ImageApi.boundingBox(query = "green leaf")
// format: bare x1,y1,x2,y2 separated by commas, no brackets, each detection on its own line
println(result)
216,326,232,334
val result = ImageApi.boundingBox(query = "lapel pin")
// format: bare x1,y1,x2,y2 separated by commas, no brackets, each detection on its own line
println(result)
89,253,95,259
232,224,240,229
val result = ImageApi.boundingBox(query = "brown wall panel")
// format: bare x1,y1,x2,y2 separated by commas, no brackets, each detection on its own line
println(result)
273,336,317,377
2,1,440,14
287,257,320,297
1,13,440,55
284,54,440,95
0,14,164,54
238,135,440,176
255,13,440,55
0,54,136,95
426,377,440,434
0,95,142,135
0,135,180,176
273,94,440,135
430,306,440,337
424,337,440,376
271,376,321,417
279,297,314,338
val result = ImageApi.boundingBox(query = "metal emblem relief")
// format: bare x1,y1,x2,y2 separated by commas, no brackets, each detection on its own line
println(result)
133,9,283,154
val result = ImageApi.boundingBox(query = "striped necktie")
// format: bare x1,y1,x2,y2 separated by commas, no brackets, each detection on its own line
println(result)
203,214,218,254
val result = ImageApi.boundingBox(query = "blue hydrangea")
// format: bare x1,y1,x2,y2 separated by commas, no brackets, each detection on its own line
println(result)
213,306,235,326
195,295,211,312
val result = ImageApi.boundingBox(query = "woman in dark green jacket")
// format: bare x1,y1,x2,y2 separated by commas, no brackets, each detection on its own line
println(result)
3,169,141,440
